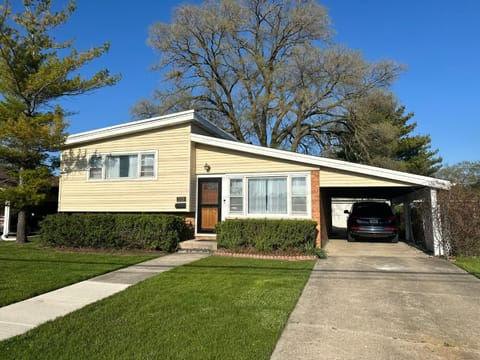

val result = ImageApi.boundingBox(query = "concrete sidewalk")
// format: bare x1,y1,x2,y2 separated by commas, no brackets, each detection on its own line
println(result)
0,252,208,341
272,240,480,360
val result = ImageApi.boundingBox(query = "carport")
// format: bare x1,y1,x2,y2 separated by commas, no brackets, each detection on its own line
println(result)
317,165,451,256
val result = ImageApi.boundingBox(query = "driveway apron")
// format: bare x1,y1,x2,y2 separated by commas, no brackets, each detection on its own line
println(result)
271,240,480,360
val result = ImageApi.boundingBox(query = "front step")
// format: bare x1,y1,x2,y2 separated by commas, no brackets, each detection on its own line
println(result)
178,239,217,253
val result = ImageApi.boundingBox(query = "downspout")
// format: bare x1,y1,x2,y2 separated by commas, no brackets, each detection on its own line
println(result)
1,202,15,241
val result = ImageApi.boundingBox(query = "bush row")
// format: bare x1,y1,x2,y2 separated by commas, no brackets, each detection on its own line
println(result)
437,186,480,256
216,218,319,254
39,213,194,252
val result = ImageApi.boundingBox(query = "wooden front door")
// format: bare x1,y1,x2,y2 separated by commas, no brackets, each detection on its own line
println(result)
197,178,222,233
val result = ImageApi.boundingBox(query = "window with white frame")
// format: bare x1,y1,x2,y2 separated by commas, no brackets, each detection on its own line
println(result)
88,155,103,179
229,178,243,213
140,153,155,177
291,176,307,214
88,152,156,180
248,177,287,214
228,174,309,217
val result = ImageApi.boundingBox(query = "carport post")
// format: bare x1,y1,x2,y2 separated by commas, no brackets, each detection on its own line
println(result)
403,201,413,243
429,189,444,256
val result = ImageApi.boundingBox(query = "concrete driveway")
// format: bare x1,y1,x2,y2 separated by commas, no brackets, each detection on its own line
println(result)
271,240,480,360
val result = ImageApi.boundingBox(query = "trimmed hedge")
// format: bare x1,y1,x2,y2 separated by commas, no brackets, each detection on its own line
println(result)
38,213,194,252
216,218,318,252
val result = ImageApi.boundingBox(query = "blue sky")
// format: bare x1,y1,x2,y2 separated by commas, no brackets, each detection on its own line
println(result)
51,0,479,165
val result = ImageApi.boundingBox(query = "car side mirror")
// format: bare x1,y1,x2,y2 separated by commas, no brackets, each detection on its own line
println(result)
344,210,350,214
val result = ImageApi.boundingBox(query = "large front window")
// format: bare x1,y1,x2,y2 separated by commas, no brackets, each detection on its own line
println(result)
248,178,287,214
227,174,309,217
88,152,156,180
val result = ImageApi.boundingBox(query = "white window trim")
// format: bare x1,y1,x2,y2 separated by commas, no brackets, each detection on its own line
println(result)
196,174,226,236
223,172,311,220
86,150,158,182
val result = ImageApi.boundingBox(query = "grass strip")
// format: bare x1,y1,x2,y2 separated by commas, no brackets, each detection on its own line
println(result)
0,256,314,360
0,241,158,306
454,256,480,278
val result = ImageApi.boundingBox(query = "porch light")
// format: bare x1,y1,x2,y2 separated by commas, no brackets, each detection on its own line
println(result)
204,163,211,172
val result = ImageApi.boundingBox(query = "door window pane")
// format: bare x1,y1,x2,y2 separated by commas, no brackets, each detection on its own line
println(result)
201,182,219,204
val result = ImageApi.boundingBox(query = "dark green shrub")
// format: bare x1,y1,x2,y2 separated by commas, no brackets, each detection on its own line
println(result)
39,213,194,252
216,218,319,254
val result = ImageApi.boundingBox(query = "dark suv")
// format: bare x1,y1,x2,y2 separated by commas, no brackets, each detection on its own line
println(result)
344,202,399,243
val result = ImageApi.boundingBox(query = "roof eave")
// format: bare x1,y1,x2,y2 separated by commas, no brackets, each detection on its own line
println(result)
64,109,236,147
190,133,451,190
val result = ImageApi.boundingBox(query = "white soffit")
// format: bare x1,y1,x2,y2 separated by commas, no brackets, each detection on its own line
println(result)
191,133,451,190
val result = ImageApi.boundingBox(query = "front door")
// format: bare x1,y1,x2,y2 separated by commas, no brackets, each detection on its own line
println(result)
197,178,222,233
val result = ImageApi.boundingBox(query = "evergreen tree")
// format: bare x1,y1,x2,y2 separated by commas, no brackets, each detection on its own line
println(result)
0,0,120,242
333,91,441,176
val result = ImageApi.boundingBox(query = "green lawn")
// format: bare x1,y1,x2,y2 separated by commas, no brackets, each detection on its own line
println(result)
0,256,315,360
0,241,158,307
455,256,480,278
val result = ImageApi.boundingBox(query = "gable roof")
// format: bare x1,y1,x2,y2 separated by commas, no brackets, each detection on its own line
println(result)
191,133,451,190
65,110,236,146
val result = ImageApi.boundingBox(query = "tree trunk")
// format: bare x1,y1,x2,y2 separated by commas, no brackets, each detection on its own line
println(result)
16,209,27,243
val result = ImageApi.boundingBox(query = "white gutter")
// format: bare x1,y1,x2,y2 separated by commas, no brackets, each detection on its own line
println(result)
191,133,452,190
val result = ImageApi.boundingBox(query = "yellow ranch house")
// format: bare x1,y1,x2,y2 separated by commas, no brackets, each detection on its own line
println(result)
59,110,450,254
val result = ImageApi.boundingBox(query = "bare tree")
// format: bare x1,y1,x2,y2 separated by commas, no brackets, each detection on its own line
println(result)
133,0,402,154
435,161,480,189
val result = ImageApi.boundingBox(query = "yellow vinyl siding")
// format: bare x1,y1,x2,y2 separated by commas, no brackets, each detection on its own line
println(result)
319,167,411,187
59,124,192,212
195,143,317,174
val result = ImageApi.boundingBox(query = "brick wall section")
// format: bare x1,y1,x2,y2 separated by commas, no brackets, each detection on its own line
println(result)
310,170,322,247
184,214,195,229
320,194,329,246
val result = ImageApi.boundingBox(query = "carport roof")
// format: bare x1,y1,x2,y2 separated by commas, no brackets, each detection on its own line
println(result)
191,133,451,190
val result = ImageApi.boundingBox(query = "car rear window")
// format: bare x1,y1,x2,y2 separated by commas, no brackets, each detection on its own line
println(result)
352,203,393,217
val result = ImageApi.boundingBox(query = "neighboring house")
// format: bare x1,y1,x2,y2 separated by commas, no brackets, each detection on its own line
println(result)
59,110,451,255
1,168,58,239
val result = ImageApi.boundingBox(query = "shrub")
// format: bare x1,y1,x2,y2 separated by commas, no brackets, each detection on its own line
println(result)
414,185,480,257
436,186,480,256
216,219,320,255
39,213,194,252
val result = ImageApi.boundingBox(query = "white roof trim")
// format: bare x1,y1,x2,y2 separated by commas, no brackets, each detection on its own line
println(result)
65,110,236,146
191,133,451,190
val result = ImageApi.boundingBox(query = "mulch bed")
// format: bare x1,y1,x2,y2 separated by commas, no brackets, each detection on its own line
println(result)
214,249,317,261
